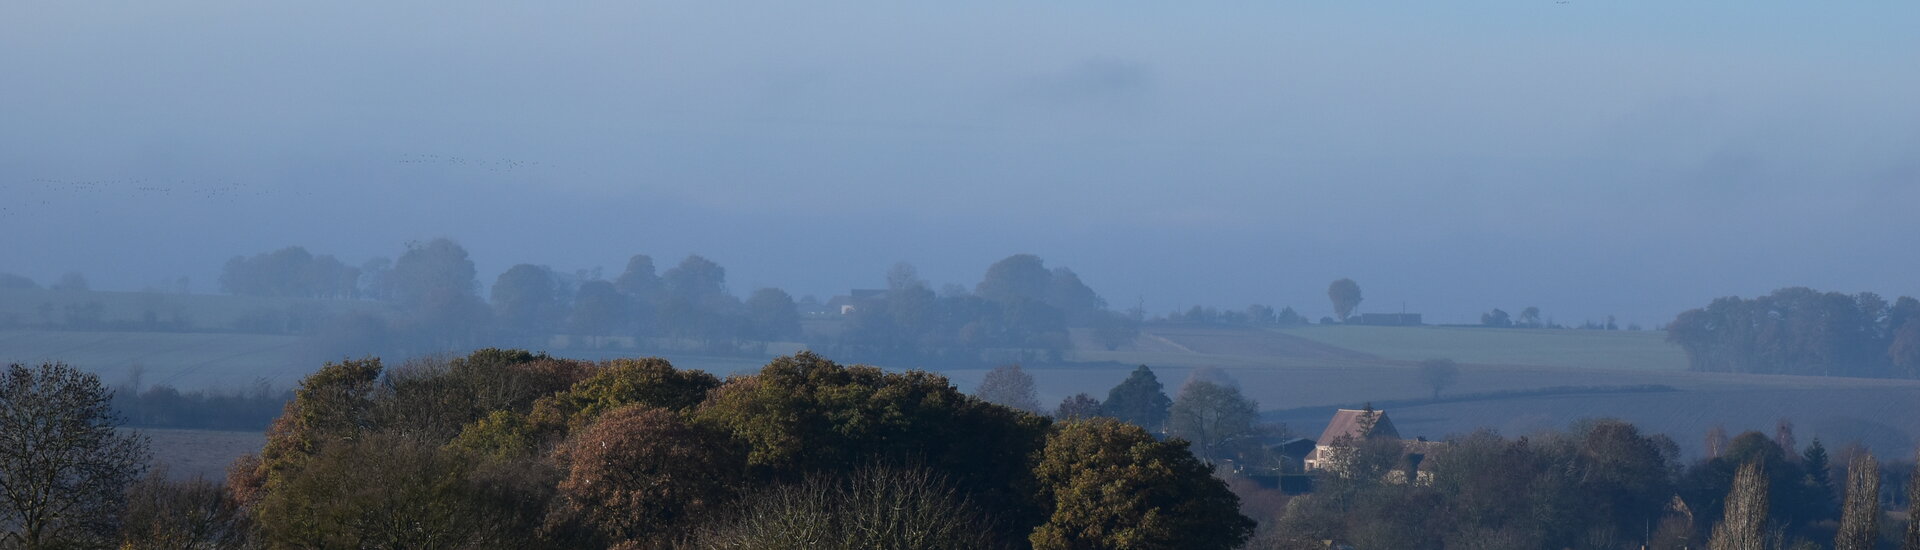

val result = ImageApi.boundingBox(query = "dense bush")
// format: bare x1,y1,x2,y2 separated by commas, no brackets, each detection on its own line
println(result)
214,350,1249,548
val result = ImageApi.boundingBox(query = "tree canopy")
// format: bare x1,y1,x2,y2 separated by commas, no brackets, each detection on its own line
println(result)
1328,278,1363,322
0,362,151,547
1103,365,1172,431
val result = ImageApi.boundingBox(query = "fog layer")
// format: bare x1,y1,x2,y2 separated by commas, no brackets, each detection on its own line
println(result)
4,1,1918,324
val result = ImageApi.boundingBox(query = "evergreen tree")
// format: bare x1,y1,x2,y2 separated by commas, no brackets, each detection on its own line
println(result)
1803,439,1835,514
1103,365,1172,431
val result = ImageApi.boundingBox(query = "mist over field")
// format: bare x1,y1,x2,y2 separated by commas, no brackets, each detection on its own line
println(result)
6,3,1920,548
5,1,1919,327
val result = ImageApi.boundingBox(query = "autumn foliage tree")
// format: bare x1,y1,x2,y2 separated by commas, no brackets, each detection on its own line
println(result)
554,405,745,547
1029,418,1254,550
221,350,1263,548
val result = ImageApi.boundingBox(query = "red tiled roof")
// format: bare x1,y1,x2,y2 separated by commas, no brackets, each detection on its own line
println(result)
1315,408,1399,447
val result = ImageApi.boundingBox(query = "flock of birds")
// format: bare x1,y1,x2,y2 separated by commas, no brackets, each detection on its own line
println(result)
396,153,543,173
18,177,263,199
2,177,274,216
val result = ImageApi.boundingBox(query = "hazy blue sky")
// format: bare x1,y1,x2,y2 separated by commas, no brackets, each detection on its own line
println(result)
4,1,1917,326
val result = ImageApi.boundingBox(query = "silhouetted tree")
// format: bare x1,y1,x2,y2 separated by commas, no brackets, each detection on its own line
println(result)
221,246,361,298
658,255,745,344
0,362,150,547
1804,439,1834,513
1418,358,1461,399
1245,304,1277,324
387,238,478,306
976,254,1052,304
886,262,925,292
663,255,727,300
1277,306,1308,325
613,254,663,300
570,280,629,342
744,287,801,341
1518,306,1542,328
1054,393,1103,420
388,239,488,350
975,364,1042,414
492,264,563,337
1327,278,1362,322
1166,380,1259,464
1481,308,1513,328
1893,321,1920,378
1044,267,1106,325
1104,365,1172,431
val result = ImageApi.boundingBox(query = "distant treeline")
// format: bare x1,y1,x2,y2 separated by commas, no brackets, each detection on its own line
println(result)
112,381,289,431
213,241,1140,366
1154,304,1310,326
819,257,1130,365
1669,287,1920,378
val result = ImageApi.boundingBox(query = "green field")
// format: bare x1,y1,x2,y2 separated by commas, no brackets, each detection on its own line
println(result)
1274,324,1688,371
0,330,310,389
1048,323,1917,459
135,428,267,480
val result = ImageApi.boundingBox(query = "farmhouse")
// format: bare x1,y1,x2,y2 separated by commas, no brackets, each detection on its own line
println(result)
1304,407,1399,471
1306,407,1447,486
824,289,887,314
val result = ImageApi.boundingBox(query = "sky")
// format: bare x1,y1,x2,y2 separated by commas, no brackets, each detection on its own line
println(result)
3,1,1917,326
